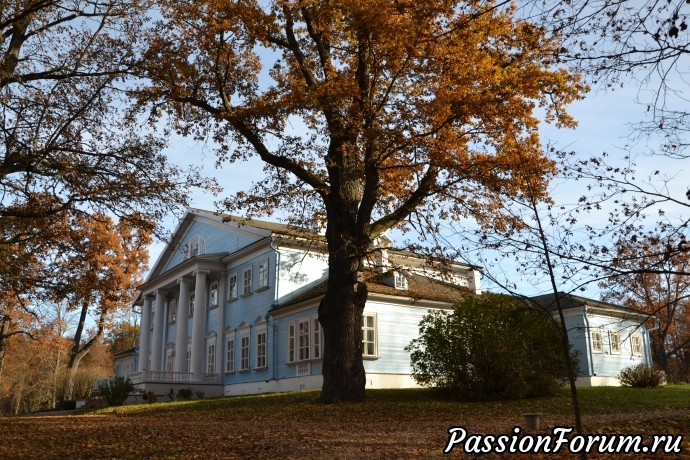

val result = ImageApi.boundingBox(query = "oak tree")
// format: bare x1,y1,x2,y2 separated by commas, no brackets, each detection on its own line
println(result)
144,0,585,402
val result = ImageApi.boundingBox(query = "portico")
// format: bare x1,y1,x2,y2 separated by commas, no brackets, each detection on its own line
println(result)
134,254,226,385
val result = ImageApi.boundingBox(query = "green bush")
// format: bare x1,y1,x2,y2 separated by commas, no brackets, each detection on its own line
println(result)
96,377,135,406
619,364,666,388
406,293,572,400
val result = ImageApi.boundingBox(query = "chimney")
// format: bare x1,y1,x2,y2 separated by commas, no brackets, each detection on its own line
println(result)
372,234,392,273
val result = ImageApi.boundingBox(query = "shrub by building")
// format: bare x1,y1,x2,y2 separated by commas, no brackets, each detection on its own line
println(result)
406,293,572,400
618,364,666,388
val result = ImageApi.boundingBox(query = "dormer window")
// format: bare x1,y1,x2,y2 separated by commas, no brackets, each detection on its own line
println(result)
394,271,408,290
184,234,206,260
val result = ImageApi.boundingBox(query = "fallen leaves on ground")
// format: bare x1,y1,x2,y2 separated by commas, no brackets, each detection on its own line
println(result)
0,388,687,459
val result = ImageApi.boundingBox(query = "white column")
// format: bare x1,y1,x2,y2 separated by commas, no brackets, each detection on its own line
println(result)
190,270,209,382
174,277,191,373
151,290,166,372
215,274,226,377
139,295,153,371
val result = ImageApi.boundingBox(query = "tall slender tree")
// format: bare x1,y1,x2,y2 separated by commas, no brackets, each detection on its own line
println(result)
55,214,151,399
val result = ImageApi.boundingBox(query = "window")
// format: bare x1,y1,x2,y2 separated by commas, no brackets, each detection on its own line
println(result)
631,332,643,356
256,330,267,369
210,281,219,308
288,323,295,363
186,345,191,373
362,314,377,357
394,271,408,290
227,273,238,300
242,267,252,296
166,346,174,372
207,343,216,374
591,328,603,353
296,361,310,376
189,293,195,317
287,316,321,363
184,234,206,260
609,330,621,354
240,335,250,371
258,259,269,290
168,298,177,323
150,309,154,331
298,319,310,361
225,337,235,373
312,317,321,359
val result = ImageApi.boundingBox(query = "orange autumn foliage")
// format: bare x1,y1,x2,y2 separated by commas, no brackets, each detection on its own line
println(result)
600,233,690,381
143,0,586,401
56,214,151,399
145,0,584,226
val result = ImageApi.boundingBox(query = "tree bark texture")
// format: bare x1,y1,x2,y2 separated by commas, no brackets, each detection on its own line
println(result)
318,183,370,402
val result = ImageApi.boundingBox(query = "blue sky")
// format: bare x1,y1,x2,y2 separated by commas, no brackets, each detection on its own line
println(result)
148,74,687,298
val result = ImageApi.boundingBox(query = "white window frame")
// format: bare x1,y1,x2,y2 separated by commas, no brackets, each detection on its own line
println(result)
242,267,252,296
186,342,192,373
185,234,206,260
168,298,177,324
312,316,321,359
206,340,216,374
394,271,408,290
362,313,377,358
210,280,219,308
287,316,322,363
256,326,267,369
165,345,174,372
240,333,250,371
288,322,296,363
609,330,621,354
189,293,195,317
591,328,603,353
631,332,643,356
295,361,311,377
227,273,238,301
257,259,269,290
225,335,235,373
298,319,310,361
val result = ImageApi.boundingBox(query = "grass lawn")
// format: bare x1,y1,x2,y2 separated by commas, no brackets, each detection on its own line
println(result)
0,386,688,459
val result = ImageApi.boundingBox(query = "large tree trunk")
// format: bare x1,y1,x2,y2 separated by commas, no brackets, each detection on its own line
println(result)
318,260,368,403
318,202,369,403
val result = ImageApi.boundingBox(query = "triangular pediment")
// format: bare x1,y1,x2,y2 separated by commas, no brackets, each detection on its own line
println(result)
146,209,276,281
